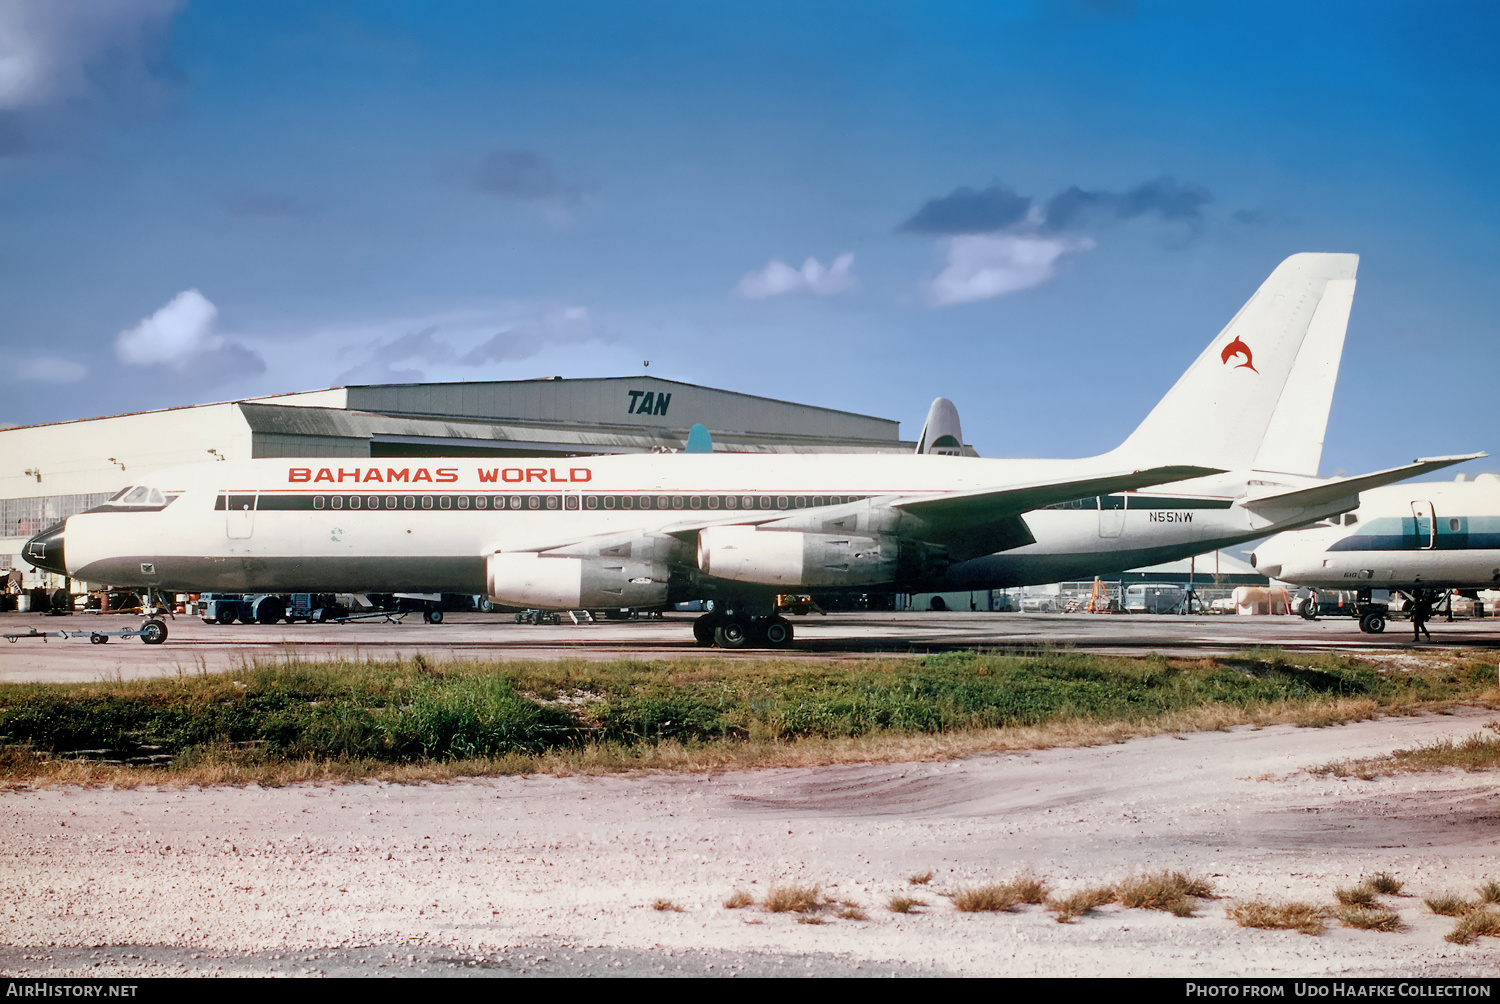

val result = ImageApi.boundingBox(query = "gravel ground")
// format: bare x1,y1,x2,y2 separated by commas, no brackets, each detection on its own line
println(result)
2,708,1498,978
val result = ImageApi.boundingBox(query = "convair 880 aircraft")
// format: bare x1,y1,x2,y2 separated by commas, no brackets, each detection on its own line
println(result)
24,254,1478,647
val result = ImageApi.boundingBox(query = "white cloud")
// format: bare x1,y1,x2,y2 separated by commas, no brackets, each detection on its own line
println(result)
736,252,856,299
15,356,85,382
115,289,220,367
0,0,180,110
114,289,266,385
927,234,1093,306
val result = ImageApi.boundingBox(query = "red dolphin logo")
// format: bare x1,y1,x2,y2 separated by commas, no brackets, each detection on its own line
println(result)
1220,336,1257,372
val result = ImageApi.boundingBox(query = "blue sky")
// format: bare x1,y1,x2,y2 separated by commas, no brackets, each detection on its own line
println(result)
1,0,1496,477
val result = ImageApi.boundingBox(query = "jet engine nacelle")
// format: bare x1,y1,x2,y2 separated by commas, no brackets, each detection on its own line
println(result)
486,552,669,610
696,525,899,587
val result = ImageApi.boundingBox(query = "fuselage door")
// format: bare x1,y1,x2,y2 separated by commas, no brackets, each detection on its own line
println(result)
1410,500,1436,550
226,491,258,540
1098,494,1126,539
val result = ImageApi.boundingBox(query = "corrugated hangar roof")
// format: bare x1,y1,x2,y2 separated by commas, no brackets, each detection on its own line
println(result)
344,376,898,441
239,401,909,456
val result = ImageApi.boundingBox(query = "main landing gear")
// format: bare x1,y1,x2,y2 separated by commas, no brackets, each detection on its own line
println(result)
692,612,795,649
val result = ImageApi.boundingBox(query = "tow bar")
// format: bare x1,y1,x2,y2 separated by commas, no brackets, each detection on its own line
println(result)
4,619,169,645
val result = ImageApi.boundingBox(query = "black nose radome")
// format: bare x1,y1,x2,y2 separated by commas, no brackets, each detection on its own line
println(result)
24,521,66,576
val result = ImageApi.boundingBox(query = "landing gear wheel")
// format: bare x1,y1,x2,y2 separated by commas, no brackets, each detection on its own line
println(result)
427,609,444,624
1360,612,1386,634
140,619,168,645
714,620,750,649
1298,599,1317,621
762,616,794,648
692,615,716,646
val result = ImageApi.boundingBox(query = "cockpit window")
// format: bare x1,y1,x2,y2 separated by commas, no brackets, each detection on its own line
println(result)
115,486,167,506
86,485,174,516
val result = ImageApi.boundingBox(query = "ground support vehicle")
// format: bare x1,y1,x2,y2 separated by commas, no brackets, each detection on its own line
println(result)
1295,588,1393,633
4,620,169,645
200,593,340,625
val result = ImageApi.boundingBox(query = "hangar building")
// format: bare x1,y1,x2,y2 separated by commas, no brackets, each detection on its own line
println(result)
2,376,914,587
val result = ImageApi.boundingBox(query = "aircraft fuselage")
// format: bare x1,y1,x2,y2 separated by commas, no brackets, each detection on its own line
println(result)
37,454,1344,599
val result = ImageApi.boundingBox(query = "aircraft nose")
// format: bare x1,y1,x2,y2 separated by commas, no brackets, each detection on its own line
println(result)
1249,546,1281,580
24,521,67,576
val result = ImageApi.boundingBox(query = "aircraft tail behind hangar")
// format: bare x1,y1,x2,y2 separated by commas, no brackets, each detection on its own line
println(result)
1107,252,1358,476
915,397,966,456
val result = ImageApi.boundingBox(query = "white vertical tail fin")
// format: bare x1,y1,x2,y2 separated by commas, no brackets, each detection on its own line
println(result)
1107,252,1358,474
915,397,966,456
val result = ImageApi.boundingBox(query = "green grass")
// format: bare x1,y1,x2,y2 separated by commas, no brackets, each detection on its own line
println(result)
0,649,1493,783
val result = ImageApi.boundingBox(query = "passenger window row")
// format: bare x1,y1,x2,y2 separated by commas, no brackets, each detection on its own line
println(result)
228,493,869,513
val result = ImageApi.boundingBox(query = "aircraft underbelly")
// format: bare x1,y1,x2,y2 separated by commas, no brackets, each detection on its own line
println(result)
1309,551,1500,590
72,554,488,594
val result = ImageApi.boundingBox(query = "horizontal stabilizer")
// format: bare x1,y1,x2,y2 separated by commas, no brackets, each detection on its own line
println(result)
894,465,1222,524
1241,453,1487,515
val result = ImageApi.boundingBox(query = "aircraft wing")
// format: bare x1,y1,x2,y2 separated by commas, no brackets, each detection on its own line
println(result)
505,464,1220,562
885,464,1222,561
1240,453,1486,515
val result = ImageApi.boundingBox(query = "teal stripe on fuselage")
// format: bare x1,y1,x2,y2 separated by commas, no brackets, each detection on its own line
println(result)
1328,515,1500,552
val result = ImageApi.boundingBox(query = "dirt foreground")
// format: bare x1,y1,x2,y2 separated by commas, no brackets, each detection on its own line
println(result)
2,708,1498,978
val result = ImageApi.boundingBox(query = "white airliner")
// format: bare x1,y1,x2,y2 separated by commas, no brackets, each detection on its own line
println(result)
1250,474,1500,631
24,253,1479,647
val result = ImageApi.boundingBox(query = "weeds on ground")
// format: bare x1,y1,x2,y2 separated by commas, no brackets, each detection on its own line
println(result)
1424,893,1474,917
1116,871,1215,917
1008,874,1050,904
763,883,824,914
950,885,1019,913
836,903,868,921
907,871,934,886
1334,906,1402,932
1227,900,1326,936
1311,722,1500,779
723,889,754,910
1446,910,1500,945
1335,885,1378,908
949,875,1049,913
887,896,925,914
1426,879,1500,943
1365,872,1404,895
652,899,683,912
1045,886,1117,924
